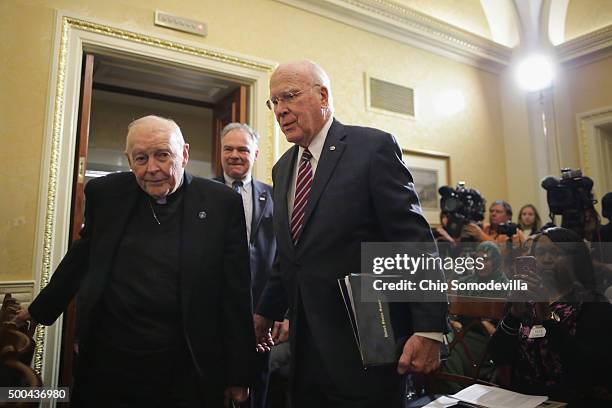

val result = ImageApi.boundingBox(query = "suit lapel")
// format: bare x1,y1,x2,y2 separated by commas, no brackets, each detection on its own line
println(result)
301,119,346,233
180,173,207,314
276,146,299,253
250,180,269,242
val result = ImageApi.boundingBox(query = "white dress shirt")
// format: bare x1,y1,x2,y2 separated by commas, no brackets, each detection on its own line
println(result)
224,172,253,243
287,116,334,218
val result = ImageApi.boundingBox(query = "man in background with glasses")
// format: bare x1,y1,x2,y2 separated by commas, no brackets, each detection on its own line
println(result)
254,61,447,407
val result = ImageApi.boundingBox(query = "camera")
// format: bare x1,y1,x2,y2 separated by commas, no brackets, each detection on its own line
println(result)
438,182,486,239
496,222,518,237
541,168,595,236
541,168,594,215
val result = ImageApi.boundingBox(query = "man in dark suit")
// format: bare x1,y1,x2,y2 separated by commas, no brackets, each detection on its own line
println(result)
254,61,447,407
16,115,255,407
213,123,277,408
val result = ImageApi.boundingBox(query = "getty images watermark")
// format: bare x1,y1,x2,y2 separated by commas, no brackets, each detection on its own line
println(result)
359,242,529,302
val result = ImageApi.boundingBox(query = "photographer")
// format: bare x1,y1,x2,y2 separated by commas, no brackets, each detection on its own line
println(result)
597,193,612,269
541,168,600,243
433,212,460,258
542,169,612,293
600,192,612,245
464,200,525,247
436,182,486,243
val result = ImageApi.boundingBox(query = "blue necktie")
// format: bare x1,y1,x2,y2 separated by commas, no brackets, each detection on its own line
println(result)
232,180,243,194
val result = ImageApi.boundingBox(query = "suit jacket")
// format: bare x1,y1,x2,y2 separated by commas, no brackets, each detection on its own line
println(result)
29,172,256,387
257,119,448,392
213,176,277,306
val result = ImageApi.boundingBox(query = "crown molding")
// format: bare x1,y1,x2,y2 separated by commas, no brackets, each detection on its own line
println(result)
556,24,612,68
275,0,512,73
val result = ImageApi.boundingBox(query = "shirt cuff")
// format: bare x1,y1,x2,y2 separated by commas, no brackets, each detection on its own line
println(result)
414,332,444,342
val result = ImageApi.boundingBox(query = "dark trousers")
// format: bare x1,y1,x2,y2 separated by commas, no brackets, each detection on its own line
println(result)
246,351,270,408
70,339,222,407
292,303,402,408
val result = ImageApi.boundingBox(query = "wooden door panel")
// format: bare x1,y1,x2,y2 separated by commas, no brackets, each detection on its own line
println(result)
60,52,94,392
212,85,247,176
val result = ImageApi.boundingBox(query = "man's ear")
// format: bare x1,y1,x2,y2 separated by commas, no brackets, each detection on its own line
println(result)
320,86,330,108
254,147,260,160
182,143,190,168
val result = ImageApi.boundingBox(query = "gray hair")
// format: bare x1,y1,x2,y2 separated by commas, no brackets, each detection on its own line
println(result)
220,123,259,144
491,200,513,217
126,115,185,149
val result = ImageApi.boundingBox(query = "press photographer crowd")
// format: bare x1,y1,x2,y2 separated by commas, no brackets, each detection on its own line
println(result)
428,168,612,406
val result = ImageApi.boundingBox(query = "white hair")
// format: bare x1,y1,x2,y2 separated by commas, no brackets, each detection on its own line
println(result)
126,115,185,150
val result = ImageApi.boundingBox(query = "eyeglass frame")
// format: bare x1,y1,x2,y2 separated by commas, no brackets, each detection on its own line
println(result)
265,84,322,111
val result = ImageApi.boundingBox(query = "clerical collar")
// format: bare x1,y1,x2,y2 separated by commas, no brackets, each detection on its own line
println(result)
223,172,252,188
153,176,185,205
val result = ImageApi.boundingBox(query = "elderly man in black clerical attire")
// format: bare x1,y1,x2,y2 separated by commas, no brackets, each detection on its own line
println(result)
16,115,255,407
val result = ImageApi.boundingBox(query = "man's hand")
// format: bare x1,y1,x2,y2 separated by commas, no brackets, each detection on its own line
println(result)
463,223,489,242
224,386,248,407
253,314,274,352
12,308,31,326
397,335,441,375
271,319,289,344
435,227,456,245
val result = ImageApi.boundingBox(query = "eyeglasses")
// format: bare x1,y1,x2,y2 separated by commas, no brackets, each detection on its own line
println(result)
266,84,321,111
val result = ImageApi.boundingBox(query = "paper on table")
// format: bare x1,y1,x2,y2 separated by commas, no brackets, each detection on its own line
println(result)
422,396,461,407
451,384,547,408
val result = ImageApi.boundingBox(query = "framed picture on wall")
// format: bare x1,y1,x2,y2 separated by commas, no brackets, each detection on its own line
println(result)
401,149,451,226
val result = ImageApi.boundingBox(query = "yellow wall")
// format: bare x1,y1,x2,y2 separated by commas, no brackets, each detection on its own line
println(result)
559,55,612,203
565,0,612,41
0,0,508,281
564,55,612,118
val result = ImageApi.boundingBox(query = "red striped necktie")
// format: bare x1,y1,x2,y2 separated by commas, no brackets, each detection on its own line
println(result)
290,149,313,244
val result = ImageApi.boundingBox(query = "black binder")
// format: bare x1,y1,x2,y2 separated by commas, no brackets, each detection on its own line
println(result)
338,273,403,366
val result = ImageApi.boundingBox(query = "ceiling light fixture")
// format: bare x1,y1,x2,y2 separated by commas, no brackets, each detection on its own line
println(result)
515,55,556,92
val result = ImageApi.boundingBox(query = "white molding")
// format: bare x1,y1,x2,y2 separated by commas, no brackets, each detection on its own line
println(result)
275,0,512,73
275,1,612,73
33,9,278,393
576,107,612,212
557,24,612,67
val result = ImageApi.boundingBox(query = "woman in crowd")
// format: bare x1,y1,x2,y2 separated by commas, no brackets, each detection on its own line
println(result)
490,227,612,406
457,241,509,298
517,204,541,237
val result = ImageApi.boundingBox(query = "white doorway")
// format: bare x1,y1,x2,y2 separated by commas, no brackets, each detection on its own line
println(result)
577,107,612,217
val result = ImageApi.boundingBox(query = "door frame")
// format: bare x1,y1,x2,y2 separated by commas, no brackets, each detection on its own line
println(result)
577,106,612,216
33,10,277,391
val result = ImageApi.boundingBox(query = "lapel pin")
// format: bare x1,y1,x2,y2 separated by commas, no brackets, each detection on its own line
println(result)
198,211,207,219
259,195,266,201
330,145,336,151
